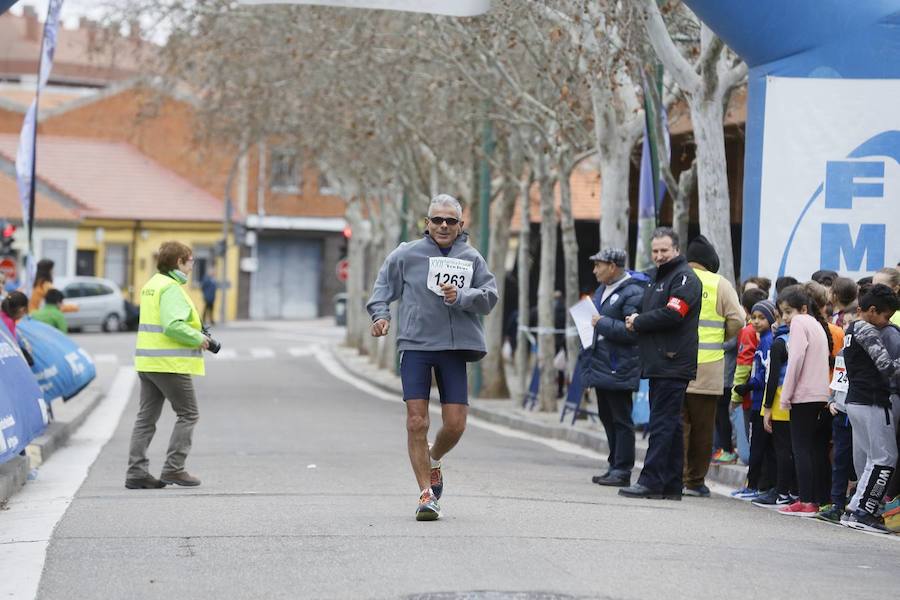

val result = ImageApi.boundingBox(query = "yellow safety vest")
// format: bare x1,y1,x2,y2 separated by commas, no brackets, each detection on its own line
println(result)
694,268,725,364
134,272,205,376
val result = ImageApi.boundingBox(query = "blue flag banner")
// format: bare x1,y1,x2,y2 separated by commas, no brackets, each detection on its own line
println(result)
237,0,490,17
682,0,900,279
17,319,96,402
0,324,47,465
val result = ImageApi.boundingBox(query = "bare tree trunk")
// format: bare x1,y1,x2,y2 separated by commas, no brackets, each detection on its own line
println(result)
557,159,580,376
691,98,735,282
596,145,631,250
536,169,559,412
481,178,517,398
345,200,369,351
515,172,532,403
671,162,696,249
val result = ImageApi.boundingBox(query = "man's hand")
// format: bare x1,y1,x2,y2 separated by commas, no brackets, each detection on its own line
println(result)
624,313,638,332
200,337,210,351
828,402,839,417
763,408,773,433
441,283,458,304
591,314,602,327
371,319,390,337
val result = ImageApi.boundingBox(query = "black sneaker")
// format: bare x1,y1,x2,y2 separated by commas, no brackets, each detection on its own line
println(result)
124,475,167,489
752,490,792,508
591,471,612,484
842,509,891,534
595,473,630,487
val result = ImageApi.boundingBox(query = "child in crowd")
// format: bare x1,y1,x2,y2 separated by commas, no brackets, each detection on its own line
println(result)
830,277,859,329
731,299,777,500
752,304,796,508
716,287,768,465
0,290,28,338
31,288,68,333
774,286,832,516
840,284,900,533
817,300,860,523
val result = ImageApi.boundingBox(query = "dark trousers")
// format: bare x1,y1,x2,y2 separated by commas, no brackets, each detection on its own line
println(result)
772,420,795,496
790,402,828,503
815,405,833,504
831,411,854,508
683,393,718,488
595,388,635,476
714,388,734,452
747,411,776,490
202,300,215,324
638,378,688,492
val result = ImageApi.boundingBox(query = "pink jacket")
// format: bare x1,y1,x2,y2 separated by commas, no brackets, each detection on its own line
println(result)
780,314,831,409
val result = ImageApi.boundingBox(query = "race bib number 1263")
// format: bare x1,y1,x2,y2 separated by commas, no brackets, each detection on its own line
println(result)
427,257,474,296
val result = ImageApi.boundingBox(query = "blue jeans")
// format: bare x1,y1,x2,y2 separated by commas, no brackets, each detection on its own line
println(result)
831,410,854,508
638,378,688,492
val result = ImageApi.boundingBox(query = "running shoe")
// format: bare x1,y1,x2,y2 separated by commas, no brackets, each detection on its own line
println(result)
815,503,844,524
779,501,819,517
842,509,891,534
752,490,793,509
712,450,738,464
885,511,900,533
683,484,711,497
430,463,443,500
883,497,900,518
415,488,441,521
731,487,760,501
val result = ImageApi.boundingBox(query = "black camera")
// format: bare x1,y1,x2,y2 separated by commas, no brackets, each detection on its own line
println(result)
201,327,222,354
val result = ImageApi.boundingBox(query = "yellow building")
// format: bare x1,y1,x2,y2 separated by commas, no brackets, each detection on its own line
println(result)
0,134,241,320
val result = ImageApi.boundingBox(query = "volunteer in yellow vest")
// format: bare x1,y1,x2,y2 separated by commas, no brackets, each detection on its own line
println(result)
872,267,900,327
126,241,210,490
682,235,744,497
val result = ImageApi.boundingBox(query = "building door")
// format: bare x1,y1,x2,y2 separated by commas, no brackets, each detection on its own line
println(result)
76,250,96,276
251,238,322,319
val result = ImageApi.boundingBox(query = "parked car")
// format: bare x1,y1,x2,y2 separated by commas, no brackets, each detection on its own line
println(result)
55,276,127,332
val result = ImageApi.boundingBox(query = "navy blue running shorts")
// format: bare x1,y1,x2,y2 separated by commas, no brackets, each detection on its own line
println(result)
399,350,469,405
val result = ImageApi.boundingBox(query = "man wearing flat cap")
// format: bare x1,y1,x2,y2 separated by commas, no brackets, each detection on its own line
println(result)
579,248,644,487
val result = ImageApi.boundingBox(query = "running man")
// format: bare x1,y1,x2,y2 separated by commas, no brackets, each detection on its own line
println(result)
367,194,498,521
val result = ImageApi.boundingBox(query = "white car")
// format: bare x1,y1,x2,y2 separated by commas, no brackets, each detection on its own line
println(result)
55,276,127,332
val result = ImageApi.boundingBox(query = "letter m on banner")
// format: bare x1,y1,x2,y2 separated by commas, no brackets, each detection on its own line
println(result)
821,223,885,272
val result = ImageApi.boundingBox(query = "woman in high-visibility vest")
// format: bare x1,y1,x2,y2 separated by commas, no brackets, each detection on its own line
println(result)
126,241,209,490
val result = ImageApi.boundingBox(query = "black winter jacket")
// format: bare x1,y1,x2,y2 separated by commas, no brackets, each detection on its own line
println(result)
632,255,702,381
579,276,644,391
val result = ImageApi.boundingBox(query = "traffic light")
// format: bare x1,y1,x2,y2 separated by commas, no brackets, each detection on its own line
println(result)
0,221,15,256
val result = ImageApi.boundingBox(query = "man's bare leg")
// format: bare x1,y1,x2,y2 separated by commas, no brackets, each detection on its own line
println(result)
430,403,468,461
406,399,431,491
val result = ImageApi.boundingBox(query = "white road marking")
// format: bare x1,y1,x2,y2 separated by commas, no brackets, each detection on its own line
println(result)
212,348,238,360
89,354,118,363
0,367,137,599
287,347,316,357
250,348,276,359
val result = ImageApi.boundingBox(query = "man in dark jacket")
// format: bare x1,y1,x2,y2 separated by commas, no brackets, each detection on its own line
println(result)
580,247,643,487
620,227,702,500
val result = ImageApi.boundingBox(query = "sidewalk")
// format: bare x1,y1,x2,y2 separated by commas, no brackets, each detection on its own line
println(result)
0,364,112,506
331,345,748,489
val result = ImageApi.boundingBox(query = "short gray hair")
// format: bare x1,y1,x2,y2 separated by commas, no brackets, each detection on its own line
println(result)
428,194,463,220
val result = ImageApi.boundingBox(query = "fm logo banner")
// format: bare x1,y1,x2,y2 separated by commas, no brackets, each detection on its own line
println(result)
236,0,490,17
759,77,899,280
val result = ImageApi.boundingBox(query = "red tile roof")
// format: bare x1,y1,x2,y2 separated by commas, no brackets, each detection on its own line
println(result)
510,158,602,229
0,170,80,223
0,134,227,222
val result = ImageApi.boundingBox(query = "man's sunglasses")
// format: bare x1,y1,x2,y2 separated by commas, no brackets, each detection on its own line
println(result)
428,216,460,226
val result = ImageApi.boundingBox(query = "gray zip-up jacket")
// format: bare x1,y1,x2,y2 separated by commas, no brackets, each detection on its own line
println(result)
366,232,498,356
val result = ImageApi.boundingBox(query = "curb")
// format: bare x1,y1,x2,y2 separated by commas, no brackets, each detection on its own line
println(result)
0,388,104,507
330,346,748,489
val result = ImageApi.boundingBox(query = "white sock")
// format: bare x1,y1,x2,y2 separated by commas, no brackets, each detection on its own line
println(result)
430,456,441,469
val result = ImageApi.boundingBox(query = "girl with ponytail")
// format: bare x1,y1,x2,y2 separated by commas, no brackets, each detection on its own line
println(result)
775,285,832,516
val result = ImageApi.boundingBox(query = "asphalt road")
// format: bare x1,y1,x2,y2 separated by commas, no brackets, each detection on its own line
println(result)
29,322,900,599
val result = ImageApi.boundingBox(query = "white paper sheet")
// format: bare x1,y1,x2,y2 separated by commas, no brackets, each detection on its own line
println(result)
569,298,600,349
